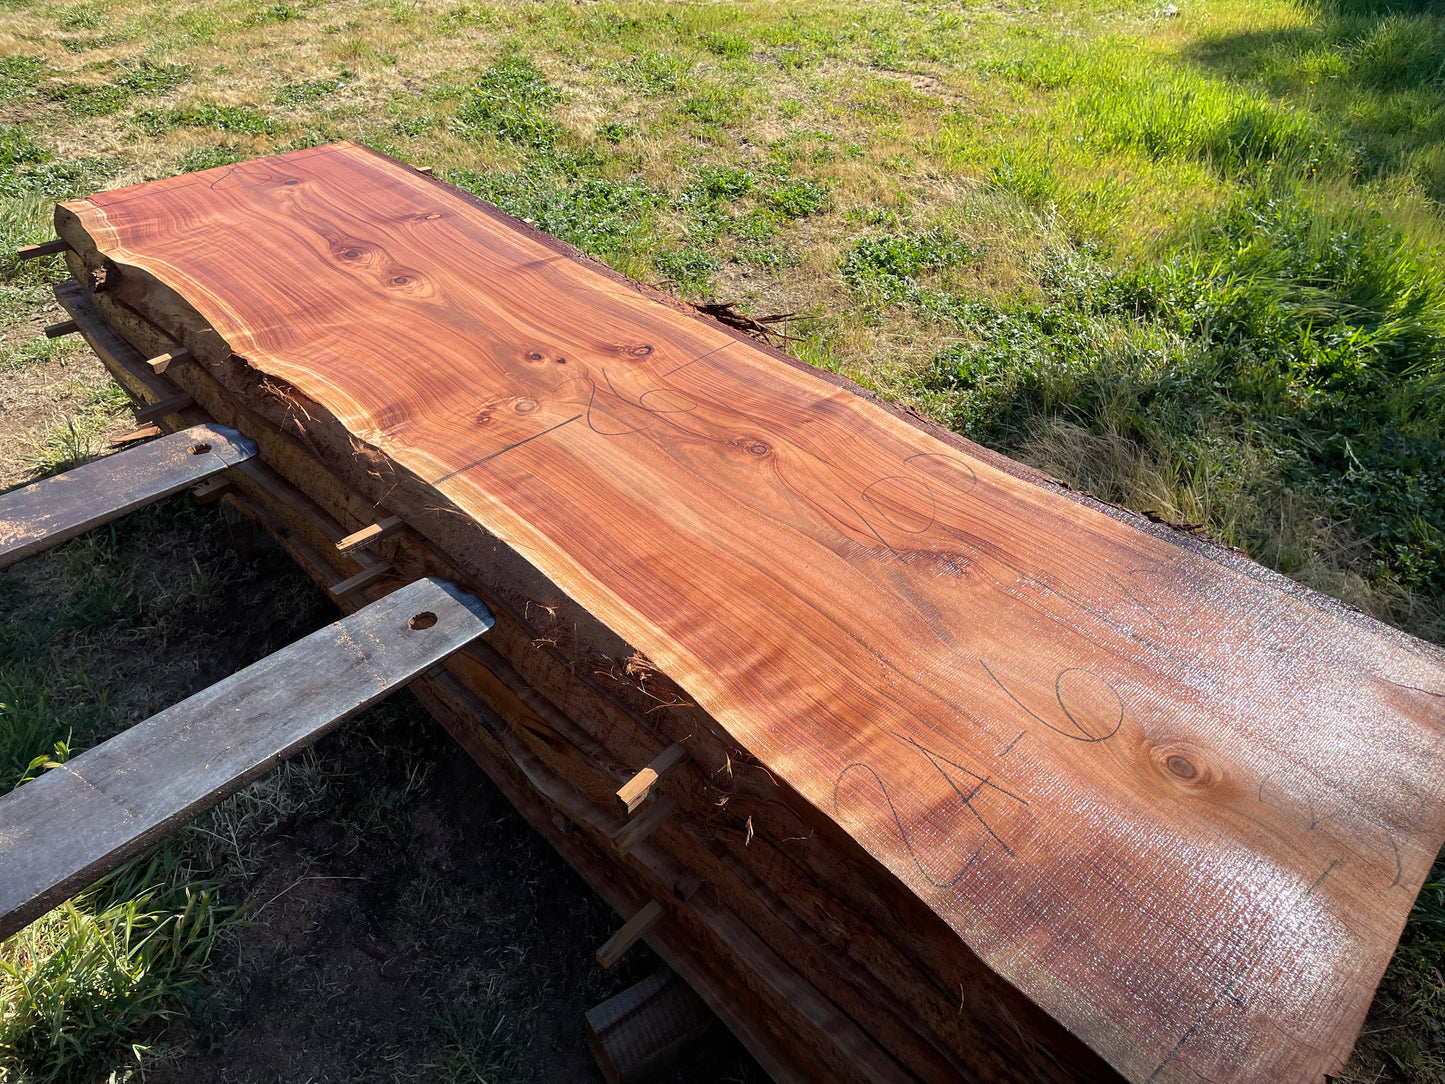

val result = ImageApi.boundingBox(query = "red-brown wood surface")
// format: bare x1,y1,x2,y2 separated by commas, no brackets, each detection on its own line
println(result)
58,142,1445,1084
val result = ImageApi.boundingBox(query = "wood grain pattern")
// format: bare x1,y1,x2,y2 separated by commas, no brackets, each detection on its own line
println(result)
55,141,1445,1084
0,576,494,941
52,261,1106,1080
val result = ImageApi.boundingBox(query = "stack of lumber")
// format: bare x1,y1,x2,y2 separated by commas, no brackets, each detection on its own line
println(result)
43,141,1445,1084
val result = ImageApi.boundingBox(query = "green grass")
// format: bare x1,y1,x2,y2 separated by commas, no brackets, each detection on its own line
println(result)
18,381,129,479
432,996,524,1084
2,0,1445,1078
453,54,565,149
0,861,230,1082
910,190,1445,632
0,498,325,1080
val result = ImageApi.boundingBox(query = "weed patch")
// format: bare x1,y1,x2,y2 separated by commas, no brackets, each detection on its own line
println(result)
0,335,80,373
173,143,248,172
433,998,523,1084
701,30,751,59
274,77,343,106
449,168,661,266
618,50,687,96
655,246,719,292
924,190,1445,612
244,2,305,26
0,153,113,201
137,103,276,137
0,125,48,181
678,86,742,127
0,56,46,102
765,177,831,218
453,55,563,149
843,229,975,303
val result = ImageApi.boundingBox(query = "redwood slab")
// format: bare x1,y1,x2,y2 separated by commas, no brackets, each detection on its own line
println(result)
53,141,1445,1084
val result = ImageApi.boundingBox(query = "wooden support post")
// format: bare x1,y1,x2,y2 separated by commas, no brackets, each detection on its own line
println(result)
596,899,664,969
145,347,191,374
134,392,196,424
0,423,257,569
17,239,69,260
617,742,687,814
0,577,495,942
190,476,235,504
326,559,392,601
44,319,80,338
613,795,677,857
107,424,162,447
336,514,404,555
586,969,716,1084
54,281,188,411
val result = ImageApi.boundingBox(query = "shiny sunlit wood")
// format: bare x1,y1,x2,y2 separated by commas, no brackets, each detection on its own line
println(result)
56,141,1445,1084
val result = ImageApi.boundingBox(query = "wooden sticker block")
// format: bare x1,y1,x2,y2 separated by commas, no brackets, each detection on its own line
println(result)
326,560,393,601
145,347,191,374
613,795,677,857
617,742,687,814
17,239,69,260
43,319,79,338
596,900,664,969
134,392,196,424
336,514,404,555
107,424,162,447
190,476,235,504
53,280,182,408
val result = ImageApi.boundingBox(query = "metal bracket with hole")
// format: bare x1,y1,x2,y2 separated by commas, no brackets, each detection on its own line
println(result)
0,423,257,569
0,576,494,941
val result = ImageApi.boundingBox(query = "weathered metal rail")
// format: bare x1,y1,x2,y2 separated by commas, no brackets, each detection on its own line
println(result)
0,577,494,941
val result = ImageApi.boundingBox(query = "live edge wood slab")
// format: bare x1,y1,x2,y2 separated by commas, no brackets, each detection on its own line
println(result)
51,141,1445,1084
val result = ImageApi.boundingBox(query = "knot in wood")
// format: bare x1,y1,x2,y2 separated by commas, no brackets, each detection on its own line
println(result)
1149,742,1220,789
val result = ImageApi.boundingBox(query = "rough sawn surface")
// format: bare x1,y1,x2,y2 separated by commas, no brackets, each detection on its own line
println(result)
56,141,1445,1084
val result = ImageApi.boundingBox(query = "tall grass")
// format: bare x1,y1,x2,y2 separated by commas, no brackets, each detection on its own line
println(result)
0,857,229,1083
913,188,1445,637
1077,74,1338,180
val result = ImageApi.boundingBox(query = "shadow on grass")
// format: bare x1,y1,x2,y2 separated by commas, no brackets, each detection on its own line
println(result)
1182,0,1445,201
